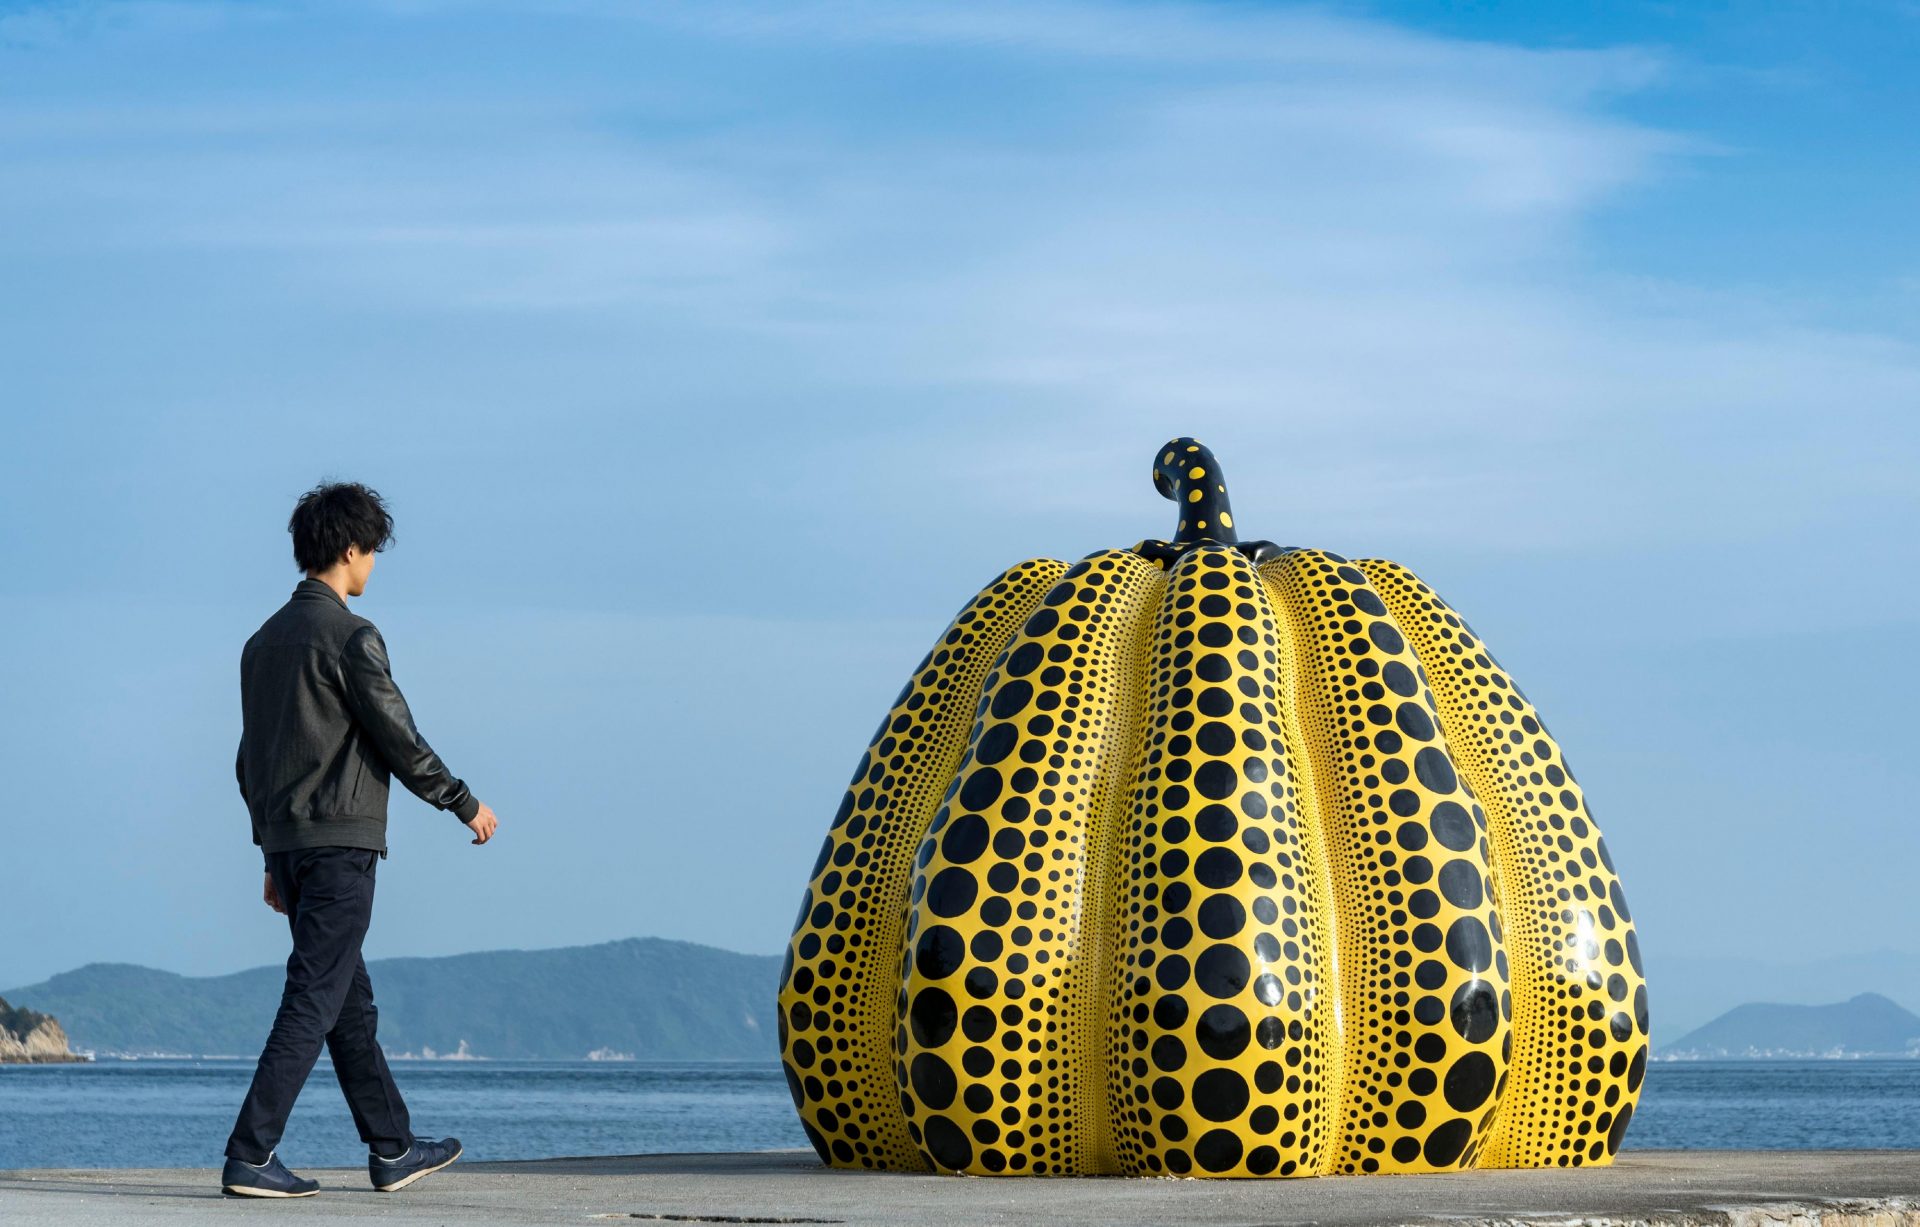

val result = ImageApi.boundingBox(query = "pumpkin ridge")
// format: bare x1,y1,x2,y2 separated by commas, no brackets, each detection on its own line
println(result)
898,549,1162,1175
778,557,1069,1171
1358,559,1648,1169
1257,557,1349,1174
1108,544,1338,1176
1260,548,1513,1173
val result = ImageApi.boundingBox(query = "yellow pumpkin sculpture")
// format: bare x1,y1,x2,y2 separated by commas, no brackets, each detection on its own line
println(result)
778,438,1648,1178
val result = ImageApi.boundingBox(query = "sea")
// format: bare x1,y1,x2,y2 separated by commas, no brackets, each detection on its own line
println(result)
1,1058,1915,1170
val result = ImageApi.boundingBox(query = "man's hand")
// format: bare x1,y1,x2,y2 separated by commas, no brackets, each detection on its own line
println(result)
263,873,287,915
465,801,499,846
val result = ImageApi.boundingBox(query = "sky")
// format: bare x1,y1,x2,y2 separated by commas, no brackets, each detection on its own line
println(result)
1,0,1917,1021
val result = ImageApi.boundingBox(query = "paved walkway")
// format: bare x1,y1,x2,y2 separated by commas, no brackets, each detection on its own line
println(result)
2,1149,1917,1225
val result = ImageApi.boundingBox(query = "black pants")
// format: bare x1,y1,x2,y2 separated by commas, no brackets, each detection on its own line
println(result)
226,846,411,1163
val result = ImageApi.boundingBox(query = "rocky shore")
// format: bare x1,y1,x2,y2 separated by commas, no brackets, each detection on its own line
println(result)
0,997,84,1063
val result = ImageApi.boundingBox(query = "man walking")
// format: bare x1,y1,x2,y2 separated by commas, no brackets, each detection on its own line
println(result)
222,482,500,1198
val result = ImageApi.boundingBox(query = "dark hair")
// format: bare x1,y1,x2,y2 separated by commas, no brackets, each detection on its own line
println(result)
288,482,395,573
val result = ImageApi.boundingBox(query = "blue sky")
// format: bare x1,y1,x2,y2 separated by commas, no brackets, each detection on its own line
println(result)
1,1,1916,1030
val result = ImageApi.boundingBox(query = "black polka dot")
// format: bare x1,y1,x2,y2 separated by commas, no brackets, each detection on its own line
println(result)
1195,1004,1251,1059
1607,1102,1635,1154
1152,1035,1187,1072
910,987,957,1047
1430,801,1475,851
1003,641,1043,678
975,724,1016,768
921,1114,972,1169
1195,805,1238,842
1255,1017,1285,1049
1193,1068,1250,1121
1414,747,1457,793
1194,848,1243,888
1395,702,1436,741
1445,915,1493,972
962,966,997,1000
926,867,978,918
957,767,1001,812
910,1053,957,1110
1197,895,1246,939
1444,1051,1497,1111
915,925,965,979
961,1005,995,1042
1368,620,1405,654
1194,760,1237,800
1423,1118,1472,1167
941,814,989,864
1437,859,1483,908
1195,1128,1244,1172
1022,606,1059,637
1382,660,1418,696
1195,945,1251,998
1449,980,1499,1043
1196,722,1236,755
1154,995,1189,1030
1152,1077,1184,1109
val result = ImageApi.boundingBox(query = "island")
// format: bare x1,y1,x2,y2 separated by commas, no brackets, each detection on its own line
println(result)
0,996,84,1063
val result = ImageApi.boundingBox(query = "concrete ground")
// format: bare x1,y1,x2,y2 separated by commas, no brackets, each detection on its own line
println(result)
2,1149,1917,1226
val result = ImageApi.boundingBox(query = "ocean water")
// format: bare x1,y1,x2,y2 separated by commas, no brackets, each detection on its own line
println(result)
0,1058,1914,1170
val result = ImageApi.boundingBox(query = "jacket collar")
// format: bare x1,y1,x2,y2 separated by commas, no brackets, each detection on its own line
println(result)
295,577,349,609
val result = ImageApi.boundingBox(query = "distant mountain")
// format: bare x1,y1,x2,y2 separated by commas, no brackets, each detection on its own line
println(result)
1644,949,1920,1038
1658,992,1920,1059
1,937,780,1061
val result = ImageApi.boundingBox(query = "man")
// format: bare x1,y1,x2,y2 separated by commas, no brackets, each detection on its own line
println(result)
222,481,501,1198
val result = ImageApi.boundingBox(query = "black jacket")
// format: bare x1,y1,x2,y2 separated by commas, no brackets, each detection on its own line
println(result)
236,578,479,856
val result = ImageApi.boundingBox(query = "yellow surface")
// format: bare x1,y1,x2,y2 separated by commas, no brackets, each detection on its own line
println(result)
779,515,1647,1178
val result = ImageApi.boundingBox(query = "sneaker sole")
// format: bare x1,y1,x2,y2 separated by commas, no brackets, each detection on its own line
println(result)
372,1143,463,1193
221,1184,319,1198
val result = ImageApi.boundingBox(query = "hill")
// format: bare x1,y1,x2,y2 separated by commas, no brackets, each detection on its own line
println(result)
1658,992,1920,1059
1,937,781,1061
0,996,82,1062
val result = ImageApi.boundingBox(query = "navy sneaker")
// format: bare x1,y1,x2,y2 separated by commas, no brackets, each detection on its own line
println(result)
221,1151,320,1198
369,1136,463,1192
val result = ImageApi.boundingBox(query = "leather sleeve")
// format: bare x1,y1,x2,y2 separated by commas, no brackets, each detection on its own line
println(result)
339,625,481,823
239,737,265,856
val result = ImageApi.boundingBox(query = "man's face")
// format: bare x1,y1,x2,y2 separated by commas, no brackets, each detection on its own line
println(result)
345,544,376,596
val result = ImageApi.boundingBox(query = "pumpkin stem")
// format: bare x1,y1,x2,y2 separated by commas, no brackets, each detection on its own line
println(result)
1153,438,1238,545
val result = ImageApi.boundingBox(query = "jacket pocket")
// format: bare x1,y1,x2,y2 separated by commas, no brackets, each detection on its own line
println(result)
345,750,369,809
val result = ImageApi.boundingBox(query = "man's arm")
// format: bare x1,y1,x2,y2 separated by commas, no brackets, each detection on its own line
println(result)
238,736,266,861
338,624,483,824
